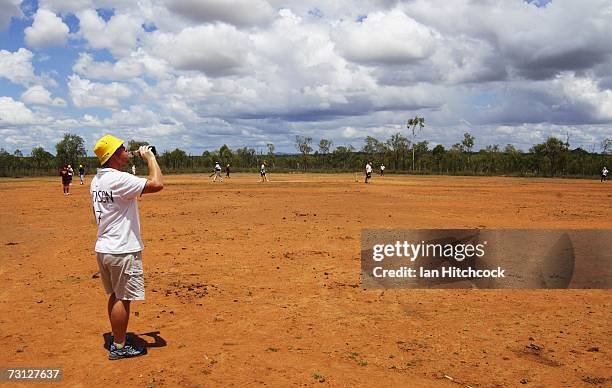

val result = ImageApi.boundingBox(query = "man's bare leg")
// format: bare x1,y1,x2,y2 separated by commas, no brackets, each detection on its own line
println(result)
108,293,130,345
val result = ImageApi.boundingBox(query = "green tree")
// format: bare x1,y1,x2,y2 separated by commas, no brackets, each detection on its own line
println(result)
236,147,256,168
127,140,150,151
319,139,332,155
461,132,475,168
386,133,410,170
602,138,612,154
55,133,86,166
219,144,233,163
318,139,332,168
331,145,355,169
295,135,313,170
484,144,501,174
31,146,54,168
361,136,381,155
362,136,388,167
544,137,569,176
407,116,425,170
161,148,188,170
529,137,568,176
412,140,429,171
432,144,445,172
504,144,523,174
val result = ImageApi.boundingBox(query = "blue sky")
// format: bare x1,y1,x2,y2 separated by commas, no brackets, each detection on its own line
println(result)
0,0,611,156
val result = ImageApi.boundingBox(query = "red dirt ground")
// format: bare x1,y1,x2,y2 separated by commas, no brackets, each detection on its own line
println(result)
1,173,610,387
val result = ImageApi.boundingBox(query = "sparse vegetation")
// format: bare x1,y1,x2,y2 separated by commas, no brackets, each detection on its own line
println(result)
0,133,609,178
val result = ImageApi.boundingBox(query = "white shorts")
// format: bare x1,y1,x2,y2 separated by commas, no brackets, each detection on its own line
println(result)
96,252,145,300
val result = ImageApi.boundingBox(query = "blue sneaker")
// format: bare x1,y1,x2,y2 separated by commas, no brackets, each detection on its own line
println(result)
108,342,146,360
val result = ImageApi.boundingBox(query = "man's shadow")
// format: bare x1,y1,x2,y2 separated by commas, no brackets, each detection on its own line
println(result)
103,331,167,351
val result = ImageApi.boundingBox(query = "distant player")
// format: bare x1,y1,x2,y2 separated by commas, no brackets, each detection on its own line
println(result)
67,164,74,185
260,162,268,182
60,164,71,195
79,164,85,184
602,166,608,182
225,164,231,178
380,164,385,176
365,161,372,184
131,165,136,175
213,161,223,182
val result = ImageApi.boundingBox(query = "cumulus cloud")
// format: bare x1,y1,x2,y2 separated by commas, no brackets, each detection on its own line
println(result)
103,105,160,127
403,0,612,81
21,85,67,106
554,72,612,122
38,0,129,14
76,9,143,57
2,0,612,153
333,9,437,65
0,48,37,85
0,0,21,30
0,96,38,125
72,52,144,80
68,75,133,108
146,24,252,76
24,9,70,48
165,0,275,27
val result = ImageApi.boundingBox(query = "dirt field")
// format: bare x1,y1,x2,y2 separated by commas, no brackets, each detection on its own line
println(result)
1,173,610,387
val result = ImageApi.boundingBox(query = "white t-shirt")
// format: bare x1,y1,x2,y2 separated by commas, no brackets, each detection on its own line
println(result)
366,163,372,173
91,168,148,254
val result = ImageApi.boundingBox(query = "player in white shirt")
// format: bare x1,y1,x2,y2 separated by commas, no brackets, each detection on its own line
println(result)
602,166,608,182
365,161,373,183
213,161,223,182
260,162,269,182
91,134,163,360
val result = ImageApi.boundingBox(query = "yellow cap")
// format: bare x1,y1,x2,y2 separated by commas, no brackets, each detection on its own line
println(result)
94,134,124,165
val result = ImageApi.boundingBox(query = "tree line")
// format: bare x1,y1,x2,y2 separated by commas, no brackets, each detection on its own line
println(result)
0,132,610,178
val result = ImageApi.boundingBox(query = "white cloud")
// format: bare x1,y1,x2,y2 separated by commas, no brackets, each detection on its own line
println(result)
0,48,37,86
554,72,612,121
82,113,102,126
333,9,437,65
165,0,276,27
404,0,612,80
24,9,69,48
0,96,38,124
0,0,21,30
68,75,133,108
72,52,144,80
21,85,67,106
174,75,212,98
103,105,159,127
146,23,252,76
38,0,94,13
77,9,143,57
38,0,129,14
3,0,612,154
